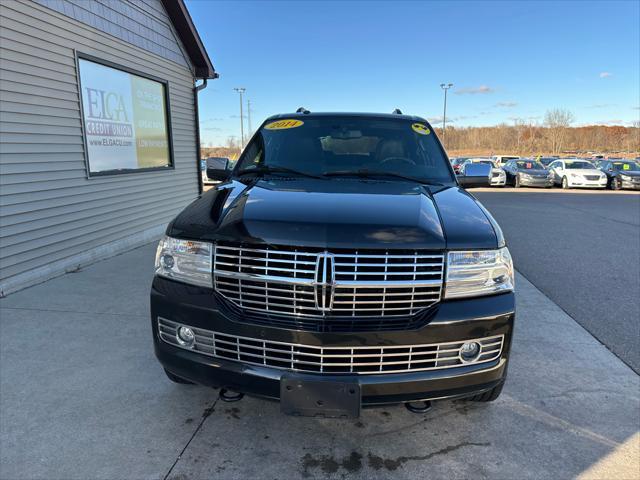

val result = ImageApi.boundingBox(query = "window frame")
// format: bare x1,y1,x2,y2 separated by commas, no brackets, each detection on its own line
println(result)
75,52,175,178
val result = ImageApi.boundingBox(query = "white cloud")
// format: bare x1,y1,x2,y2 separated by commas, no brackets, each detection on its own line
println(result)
494,102,517,108
454,85,495,95
592,119,624,125
427,115,478,124
599,72,613,78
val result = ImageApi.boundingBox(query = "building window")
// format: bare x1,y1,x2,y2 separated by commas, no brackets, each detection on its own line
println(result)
77,55,173,176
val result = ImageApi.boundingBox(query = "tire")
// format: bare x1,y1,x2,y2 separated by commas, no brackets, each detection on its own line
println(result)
164,369,195,384
467,382,504,402
514,175,521,188
611,177,621,190
561,176,570,189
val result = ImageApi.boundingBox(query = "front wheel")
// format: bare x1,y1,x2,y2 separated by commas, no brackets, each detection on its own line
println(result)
610,177,621,190
562,176,570,189
467,382,504,402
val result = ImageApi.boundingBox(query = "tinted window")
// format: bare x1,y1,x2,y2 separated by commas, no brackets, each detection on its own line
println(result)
515,161,545,169
565,161,594,169
235,116,454,183
612,161,640,171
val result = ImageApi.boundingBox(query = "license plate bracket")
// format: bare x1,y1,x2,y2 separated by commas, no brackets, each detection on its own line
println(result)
280,375,361,418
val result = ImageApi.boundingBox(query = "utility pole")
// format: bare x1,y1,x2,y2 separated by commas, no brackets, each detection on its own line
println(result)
440,83,453,147
233,87,246,148
247,99,252,139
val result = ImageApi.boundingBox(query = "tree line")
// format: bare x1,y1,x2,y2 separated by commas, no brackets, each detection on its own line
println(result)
439,109,639,157
201,109,640,159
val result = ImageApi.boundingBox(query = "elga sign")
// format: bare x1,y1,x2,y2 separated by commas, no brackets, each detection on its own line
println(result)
78,58,171,174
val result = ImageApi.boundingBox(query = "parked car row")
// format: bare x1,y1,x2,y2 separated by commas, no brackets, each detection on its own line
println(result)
449,156,640,190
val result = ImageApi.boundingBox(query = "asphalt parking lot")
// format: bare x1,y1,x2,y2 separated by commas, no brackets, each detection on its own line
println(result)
1,197,639,479
475,188,640,373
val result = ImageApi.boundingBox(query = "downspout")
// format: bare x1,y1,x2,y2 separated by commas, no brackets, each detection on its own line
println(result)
194,78,208,195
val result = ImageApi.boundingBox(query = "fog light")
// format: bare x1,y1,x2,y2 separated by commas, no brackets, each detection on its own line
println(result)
176,326,195,347
460,342,481,362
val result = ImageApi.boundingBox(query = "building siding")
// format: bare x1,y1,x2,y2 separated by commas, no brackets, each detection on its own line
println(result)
32,0,191,68
0,0,201,295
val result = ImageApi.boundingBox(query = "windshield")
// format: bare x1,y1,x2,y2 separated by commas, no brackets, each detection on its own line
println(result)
565,161,594,169
612,162,640,172
515,161,544,170
234,116,454,183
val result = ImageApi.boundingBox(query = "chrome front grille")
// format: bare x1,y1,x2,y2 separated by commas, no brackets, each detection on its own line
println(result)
214,243,444,321
158,318,504,375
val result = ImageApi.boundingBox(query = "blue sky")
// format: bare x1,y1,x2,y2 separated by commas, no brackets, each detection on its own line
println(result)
186,0,640,146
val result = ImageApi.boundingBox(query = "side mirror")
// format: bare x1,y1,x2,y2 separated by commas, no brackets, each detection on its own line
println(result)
205,158,231,181
456,163,491,188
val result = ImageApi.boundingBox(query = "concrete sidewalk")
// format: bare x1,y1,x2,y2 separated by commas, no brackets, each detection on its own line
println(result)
1,243,638,479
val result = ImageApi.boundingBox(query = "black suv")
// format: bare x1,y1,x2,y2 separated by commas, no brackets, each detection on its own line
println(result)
151,112,515,417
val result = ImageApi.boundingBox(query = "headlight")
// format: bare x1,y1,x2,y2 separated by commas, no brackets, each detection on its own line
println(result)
154,236,213,287
570,173,581,178
445,248,514,299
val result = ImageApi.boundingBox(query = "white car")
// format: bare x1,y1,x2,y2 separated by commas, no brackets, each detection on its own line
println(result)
548,159,607,189
491,155,520,167
463,158,506,186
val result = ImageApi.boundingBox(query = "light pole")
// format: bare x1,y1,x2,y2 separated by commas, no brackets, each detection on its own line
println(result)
247,99,252,139
233,87,246,148
440,83,453,147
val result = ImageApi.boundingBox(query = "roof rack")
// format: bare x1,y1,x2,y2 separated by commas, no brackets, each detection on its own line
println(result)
392,108,403,114
296,107,310,114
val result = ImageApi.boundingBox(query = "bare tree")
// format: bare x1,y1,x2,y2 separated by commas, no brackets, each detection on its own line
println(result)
544,108,575,154
225,136,240,150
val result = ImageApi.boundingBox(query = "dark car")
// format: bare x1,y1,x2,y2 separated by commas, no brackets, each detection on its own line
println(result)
151,111,515,418
502,159,554,188
450,157,468,174
598,160,640,190
536,156,557,167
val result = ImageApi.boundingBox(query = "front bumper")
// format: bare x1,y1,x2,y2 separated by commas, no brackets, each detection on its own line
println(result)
490,176,506,186
520,177,554,187
567,177,607,188
151,277,515,406
620,178,640,190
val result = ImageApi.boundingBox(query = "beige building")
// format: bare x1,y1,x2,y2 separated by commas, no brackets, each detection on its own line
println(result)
0,0,216,295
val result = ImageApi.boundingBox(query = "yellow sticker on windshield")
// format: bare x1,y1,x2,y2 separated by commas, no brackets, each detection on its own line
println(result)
412,123,430,135
265,119,304,130
623,163,630,170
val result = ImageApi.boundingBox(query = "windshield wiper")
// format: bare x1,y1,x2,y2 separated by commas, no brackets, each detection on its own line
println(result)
322,169,444,185
235,166,325,180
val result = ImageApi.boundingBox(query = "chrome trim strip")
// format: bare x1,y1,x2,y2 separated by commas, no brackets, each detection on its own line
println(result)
213,243,445,320
158,317,504,375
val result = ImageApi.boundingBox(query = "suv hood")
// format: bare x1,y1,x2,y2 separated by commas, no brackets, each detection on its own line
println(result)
618,171,640,177
168,178,499,250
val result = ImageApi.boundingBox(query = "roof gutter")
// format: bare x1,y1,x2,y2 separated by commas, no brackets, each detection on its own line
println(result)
162,0,217,79
194,79,208,194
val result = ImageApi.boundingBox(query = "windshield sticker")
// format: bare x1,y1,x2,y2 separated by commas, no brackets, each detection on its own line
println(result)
411,123,430,135
622,163,630,170
265,119,304,130
526,162,532,169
